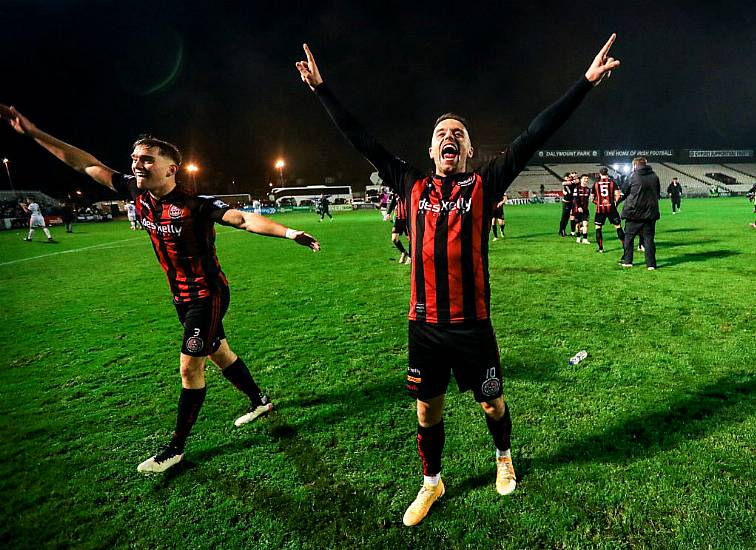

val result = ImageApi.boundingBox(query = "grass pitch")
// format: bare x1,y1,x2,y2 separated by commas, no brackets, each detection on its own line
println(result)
1,197,754,549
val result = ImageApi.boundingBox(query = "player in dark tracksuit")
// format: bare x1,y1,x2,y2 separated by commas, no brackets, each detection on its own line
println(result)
387,191,411,263
296,34,620,526
667,177,683,214
558,172,575,237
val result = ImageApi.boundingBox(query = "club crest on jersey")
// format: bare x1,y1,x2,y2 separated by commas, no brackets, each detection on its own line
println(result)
481,376,501,397
186,336,204,354
168,205,183,219
456,174,476,187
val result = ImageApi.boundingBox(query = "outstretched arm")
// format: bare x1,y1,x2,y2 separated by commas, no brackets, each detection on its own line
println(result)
0,105,117,190
296,44,409,192
221,209,320,251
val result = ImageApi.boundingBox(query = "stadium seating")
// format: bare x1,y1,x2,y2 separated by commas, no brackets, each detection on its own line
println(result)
723,163,756,182
505,166,561,197
664,163,755,194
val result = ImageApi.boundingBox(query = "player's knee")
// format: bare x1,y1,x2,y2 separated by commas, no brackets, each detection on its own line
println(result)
180,355,206,382
391,234,399,242
480,397,505,420
417,397,444,427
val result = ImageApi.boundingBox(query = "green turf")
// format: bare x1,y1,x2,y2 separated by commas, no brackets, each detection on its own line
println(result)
1,197,754,549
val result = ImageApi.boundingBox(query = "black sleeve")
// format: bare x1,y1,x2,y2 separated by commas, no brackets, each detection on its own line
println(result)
195,195,232,223
111,173,138,200
313,84,421,194
479,76,593,199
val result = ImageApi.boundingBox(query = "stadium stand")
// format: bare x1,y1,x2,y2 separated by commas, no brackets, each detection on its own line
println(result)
544,163,621,180
505,165,561,197
722,164,756,190
663,163,755,194
650,163,711,196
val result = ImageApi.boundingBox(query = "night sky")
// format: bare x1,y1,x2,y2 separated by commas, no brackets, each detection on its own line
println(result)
1,0,754,200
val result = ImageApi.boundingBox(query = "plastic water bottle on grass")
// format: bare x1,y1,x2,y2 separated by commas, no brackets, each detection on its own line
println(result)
568,350,588,365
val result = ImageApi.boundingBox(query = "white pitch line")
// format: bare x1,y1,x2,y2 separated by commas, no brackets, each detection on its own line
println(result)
0,227,241,267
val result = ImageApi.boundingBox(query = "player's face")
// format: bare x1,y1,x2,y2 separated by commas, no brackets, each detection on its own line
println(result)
429,119,473,176
581,176,590,186
131,145,178,190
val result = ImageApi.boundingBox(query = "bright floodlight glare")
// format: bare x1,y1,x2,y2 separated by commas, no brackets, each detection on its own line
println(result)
186,163,199,172
275,159,285,169
612,163,618,170
2,158,8,164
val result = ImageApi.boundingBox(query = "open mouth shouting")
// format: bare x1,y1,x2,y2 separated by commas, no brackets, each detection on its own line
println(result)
441,142,459,164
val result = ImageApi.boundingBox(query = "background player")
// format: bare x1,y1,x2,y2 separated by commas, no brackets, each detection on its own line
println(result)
318,193,333,221
667,177,683,214
590,167,624,253
491,193,507,241
2,104,320,474
21,196,54,242
572,175,592,244
124,200,141,230
387,191,411,264
296,34,619,526
558,172,575,237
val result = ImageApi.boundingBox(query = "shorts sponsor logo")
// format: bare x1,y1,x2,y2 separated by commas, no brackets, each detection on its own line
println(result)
186,336,204,354
407,375,422,384
415,303,426,314
168,205,183,219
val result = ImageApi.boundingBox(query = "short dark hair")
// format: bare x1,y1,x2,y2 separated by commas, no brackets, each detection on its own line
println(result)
132,134,182,165
599,167,608,175
580,174,590,179
563,172,572,179
433,113,470,136
673,177,678,180
632,156,647,167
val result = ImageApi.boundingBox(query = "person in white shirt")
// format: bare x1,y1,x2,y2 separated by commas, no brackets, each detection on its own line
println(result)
125,201,141,229
21,197,54,242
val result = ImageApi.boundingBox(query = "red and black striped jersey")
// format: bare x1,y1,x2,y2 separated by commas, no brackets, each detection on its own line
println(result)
591,177,619,213
572,185,591,213
113,174,231,303
315,75,592,324
386,192,407,221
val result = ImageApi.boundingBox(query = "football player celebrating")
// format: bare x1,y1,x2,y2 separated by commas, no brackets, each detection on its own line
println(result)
296,34,619,526
572,175,592,244
558,172,575,237
590,167,624,252
1,105,320,474
20,196,54,242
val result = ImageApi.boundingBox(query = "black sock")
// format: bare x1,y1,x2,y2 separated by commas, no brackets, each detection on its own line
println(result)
393,238,407,254
492,224,499,238
417,421,445,476
222,357,263,404
570,220,576,233
172,387,207,451
596,227,603,249
616,227,625,243
485,403,512,452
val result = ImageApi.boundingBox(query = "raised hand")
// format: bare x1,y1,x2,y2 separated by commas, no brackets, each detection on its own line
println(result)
295,43,324,90
585,33,621,86
0,104,37,135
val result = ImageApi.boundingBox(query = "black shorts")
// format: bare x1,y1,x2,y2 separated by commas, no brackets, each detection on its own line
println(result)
594,206,621,226
174,287,229,356
407,319,502,402
492,206,505,220
393,218,407,236
562,203,574,217
573,210,589,223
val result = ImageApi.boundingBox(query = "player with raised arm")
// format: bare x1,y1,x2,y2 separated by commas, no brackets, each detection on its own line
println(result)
296,36,619,525
558,172,575,237
21,196,54,242
1,105,320,474
590,167,624,253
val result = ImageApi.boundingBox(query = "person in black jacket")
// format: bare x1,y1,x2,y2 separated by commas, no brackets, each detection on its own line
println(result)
620,157,660,269
667,177,683,214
